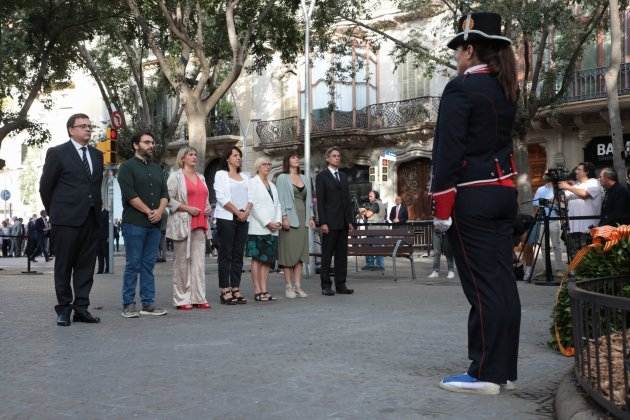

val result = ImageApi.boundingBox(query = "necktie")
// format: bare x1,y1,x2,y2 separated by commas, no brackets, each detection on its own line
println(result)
395,205,400,219
334,171,340,182
81,147,91,176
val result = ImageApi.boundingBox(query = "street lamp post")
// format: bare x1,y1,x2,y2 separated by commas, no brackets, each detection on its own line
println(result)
300,0,316,275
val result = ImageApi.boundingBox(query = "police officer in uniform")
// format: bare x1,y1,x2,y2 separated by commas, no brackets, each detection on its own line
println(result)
431,12,520,395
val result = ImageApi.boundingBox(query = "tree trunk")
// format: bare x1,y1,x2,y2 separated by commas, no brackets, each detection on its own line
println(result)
185,104,208,172
605,0,627,177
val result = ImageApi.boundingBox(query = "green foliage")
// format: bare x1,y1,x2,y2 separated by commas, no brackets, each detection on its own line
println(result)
549,236,630,352
0,0,110,146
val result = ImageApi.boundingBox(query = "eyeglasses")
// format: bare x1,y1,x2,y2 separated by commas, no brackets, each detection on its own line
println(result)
72,124,93,130
261,162,272,166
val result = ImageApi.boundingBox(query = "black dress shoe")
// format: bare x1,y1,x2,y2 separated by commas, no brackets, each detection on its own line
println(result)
56,312,71,327
73,310,101,323
321,288,335,296
336,287,354,294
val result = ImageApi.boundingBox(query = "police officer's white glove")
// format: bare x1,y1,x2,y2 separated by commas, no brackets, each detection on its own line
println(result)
433,217,452,233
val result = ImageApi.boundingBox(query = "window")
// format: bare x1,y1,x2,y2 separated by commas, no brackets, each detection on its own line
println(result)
399,55,431,99
280,77,297,119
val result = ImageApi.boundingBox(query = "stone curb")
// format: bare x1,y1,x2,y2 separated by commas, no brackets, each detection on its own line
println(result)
555,370,609,420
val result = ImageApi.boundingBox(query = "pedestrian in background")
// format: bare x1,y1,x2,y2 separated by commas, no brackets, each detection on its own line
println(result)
117,130,169,318
113,219,120,252
431,13,520,394
558,162,603,260
598,167,630,227
428,230,455,279
39,112,104,326
277,152,314,299
1,220,10,257
214,146,251,305
247,157,282,302
166,146,212,310
389,196,408,224
96,208,109,274
33,210,51,262
359,190,385,271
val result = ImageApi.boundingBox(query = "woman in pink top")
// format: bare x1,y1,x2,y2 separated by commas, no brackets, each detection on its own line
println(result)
166,147,212,310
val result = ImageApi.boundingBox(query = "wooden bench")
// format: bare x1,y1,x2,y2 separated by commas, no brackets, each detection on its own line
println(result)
311,226,416,281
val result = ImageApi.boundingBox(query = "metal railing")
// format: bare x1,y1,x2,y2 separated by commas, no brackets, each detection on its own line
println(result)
561,63,630,103
568,275,630,419
255,96,440,146
209,117,240,137
350,220,434,254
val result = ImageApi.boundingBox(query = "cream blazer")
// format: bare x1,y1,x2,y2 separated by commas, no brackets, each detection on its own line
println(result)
247,175,282,236
166,169,212,257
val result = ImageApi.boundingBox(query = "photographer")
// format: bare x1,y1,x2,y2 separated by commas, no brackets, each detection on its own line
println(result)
558,162,603,260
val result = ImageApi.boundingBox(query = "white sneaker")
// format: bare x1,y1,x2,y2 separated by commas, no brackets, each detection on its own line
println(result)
503,380,516,390
428,271,439,278
294,288,308,298
447,270,455,279
439,373,500,395
285,286,296,299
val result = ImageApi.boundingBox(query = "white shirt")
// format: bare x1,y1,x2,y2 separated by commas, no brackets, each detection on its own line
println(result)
565,178,603,233
70,138,93,174
214,170,250,220
328,166,340,180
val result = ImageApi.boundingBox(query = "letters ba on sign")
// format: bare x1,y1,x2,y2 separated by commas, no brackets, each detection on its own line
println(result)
584,135,630,166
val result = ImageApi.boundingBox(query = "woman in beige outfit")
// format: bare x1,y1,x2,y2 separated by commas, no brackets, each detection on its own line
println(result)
166,147,212,310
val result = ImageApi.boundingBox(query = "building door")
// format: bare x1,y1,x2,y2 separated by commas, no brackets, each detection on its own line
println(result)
397,158,432,220
527,144,547,191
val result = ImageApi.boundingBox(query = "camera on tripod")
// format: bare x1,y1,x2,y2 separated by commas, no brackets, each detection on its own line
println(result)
545,166,570,183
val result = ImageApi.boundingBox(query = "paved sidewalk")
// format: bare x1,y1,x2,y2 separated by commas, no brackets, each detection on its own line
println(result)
0,254,571,419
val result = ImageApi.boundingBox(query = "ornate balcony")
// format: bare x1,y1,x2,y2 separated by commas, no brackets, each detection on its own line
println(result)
254,96,440,153
561,63,630,103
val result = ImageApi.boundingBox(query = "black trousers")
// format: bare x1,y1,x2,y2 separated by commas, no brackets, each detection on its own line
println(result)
217,218,248,288
447,186,521,384
320,228,348,290
51,210,98,314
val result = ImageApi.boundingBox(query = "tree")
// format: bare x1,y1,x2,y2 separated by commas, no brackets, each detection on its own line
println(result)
605,0,628,178
348,0,610,203
77,20,184,161
0,0,104,151
124,0,366,170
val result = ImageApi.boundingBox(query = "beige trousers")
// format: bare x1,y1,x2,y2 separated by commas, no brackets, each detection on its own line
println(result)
173,229,207,306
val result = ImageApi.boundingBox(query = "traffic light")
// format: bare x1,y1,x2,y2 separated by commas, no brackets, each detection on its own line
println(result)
95,128,118,165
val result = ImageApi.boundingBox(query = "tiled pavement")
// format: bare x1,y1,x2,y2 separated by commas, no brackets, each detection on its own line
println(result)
0,253,570,419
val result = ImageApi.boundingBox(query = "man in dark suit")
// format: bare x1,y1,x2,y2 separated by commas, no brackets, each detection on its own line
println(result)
598,167,630,227
315,146,354,296
40,113,103,326
389,195,409,224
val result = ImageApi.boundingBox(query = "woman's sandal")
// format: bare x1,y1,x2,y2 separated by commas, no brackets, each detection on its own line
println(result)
231,288,248,304
220,290,237,305
254,293,270,302
262,292,276,301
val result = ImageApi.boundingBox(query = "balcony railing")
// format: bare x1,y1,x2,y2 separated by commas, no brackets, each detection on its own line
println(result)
209,117,240,137
561,63,630,103
255,96,440,147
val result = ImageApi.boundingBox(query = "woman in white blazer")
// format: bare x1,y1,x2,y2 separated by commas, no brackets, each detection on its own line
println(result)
246,157,282,302
166,146,212,310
